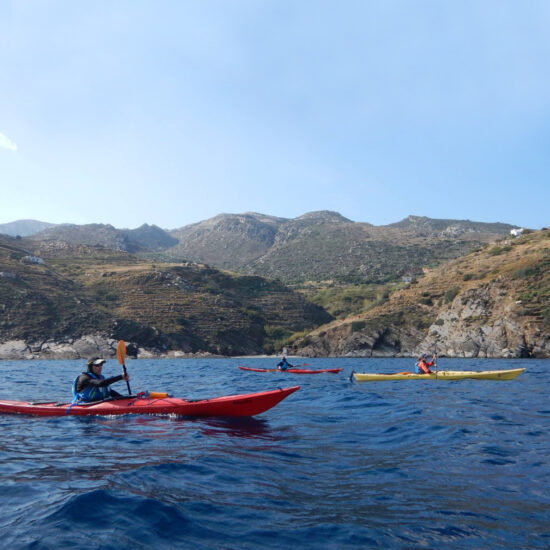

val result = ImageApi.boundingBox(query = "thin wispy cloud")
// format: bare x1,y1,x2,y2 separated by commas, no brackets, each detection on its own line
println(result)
0,133,17,152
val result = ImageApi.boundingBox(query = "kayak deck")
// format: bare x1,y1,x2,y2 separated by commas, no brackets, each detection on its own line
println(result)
0,386,300,417
238,366,343,374
352,368,525,382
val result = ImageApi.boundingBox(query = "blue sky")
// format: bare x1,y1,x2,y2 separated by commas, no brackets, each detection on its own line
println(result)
1,1,549,230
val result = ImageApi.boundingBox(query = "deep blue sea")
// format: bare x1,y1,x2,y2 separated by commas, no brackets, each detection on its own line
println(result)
0,357,549,549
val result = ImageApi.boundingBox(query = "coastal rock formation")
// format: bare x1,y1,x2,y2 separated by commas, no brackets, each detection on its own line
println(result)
292,230,550,358
0,335,215,360
293,286,549,358
418,282,549,358
0,335,117,360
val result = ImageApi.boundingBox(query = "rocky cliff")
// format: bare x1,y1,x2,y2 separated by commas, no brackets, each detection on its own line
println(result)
291,230,550,358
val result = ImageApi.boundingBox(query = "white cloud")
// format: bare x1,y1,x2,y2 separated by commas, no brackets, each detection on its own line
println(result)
0,133,17,152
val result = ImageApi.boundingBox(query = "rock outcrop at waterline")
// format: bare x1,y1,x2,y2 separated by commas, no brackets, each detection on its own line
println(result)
418,283,546,358
0,335,215,360
292,282,550,358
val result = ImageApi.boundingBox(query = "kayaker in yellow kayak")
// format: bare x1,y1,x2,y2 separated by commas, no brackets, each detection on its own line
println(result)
415,353,437,374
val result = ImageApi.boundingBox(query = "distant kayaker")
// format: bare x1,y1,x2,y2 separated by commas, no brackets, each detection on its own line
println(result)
276,356,296,371
72,357,130,402
415,353,436,374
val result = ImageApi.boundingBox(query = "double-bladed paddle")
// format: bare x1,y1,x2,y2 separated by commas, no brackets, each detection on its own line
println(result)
116,340,132,395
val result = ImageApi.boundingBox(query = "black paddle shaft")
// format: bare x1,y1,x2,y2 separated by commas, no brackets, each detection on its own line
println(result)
122,363,132,395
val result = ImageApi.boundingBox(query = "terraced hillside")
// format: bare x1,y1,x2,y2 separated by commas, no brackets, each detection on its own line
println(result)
0,237,331,357
0,237,111,342
81,264,331,355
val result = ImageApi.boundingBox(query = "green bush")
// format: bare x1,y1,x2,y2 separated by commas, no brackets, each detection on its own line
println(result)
511,266,539,279
444,286,460,304
351,320,366,332
488,246,512,256
264,325,291,340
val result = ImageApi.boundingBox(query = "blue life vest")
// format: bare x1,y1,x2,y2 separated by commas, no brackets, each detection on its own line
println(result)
277,360,289,371
414,362,421,374
72,372,110,403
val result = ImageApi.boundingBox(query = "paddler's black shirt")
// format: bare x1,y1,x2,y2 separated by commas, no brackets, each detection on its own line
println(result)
75,373,125,398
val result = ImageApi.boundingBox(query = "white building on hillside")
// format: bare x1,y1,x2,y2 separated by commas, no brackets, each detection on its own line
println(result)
21,255,45,265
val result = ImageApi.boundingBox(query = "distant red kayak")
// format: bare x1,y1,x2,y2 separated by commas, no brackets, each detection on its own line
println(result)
0,386,300,417
238,366,342,374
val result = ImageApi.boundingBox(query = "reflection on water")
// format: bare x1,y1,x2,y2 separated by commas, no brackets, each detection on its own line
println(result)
74,412,274,440
189,416,273,440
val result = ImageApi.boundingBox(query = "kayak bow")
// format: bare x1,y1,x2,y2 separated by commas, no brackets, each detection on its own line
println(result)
0,386,300,417
352,368,525,382
238,366,342,374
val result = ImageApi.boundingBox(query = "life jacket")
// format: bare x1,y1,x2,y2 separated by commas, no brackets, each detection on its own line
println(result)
415,360,432,374
71,372,110,403
277,360,289,371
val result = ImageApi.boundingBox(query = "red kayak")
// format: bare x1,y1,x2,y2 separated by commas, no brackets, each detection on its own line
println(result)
239,366,342,374
0,386,300,417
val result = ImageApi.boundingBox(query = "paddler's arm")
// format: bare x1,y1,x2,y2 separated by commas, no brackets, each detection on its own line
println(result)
80,374,130,389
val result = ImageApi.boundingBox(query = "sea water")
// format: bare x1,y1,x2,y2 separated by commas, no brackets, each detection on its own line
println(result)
0,357,549,549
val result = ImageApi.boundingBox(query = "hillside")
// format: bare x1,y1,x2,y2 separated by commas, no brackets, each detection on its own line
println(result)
6,212,518,285
166,212,517,284
0,236,331,358
290,229,550,358
167,212,284,270
0,237,112,345
123,224,178,251
0,219,56,237
29,223,147,253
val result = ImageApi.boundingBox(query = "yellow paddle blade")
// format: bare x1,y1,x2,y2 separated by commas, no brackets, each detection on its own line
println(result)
117,340,127,365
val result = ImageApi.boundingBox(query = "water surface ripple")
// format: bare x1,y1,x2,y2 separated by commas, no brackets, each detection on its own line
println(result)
1,358,549,549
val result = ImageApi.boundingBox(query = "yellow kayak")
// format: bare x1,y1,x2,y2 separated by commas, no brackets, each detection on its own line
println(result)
352,368,525,382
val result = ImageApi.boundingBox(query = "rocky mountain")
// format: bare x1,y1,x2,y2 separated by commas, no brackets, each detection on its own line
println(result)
0,219,56,237
0,235,331,359
167,212,283,270
167,212,517,284
387,215,514,237
29,223,144,253
290,229,550,358
28,222,179,254
123,224,178,251
5,213,518,285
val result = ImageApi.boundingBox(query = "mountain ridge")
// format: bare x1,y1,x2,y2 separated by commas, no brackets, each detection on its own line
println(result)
2,212,520,284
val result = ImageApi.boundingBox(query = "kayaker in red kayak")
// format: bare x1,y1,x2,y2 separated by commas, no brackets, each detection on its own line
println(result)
415,353,437,374
276,356,296,371
72,357,131,402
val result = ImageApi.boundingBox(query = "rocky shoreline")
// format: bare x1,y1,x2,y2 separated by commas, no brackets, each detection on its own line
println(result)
0,335,222,361
1,331,547,360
